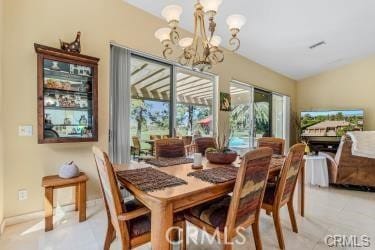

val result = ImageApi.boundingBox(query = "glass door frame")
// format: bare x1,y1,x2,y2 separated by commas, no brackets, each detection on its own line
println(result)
254,88,273,138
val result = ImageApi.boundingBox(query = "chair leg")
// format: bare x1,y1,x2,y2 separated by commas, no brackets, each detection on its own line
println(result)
180,220,186,250
272,209,285,249
104,220,116,250
223,243,233,250
287,201,298,233
252,222,263,250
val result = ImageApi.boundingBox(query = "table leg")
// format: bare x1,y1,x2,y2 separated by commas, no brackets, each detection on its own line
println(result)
298,160,305,217
151,202,173,250
78,182,86,222
75,185,79,211
44,187,53,231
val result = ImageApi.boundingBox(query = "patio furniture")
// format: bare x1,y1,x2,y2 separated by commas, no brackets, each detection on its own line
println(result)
262,143,306,249
304,155,329,187
114,154,306,250
155,138,186,159
185,148,273,250
150,135,161,140
131,136,151,158
319,135,375,187
181,136,192,146
41,172,88,232
257,137,285,155
194,137,217,155
92,147,186,250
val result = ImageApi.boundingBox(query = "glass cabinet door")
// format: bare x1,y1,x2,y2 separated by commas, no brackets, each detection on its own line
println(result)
43,59,94,139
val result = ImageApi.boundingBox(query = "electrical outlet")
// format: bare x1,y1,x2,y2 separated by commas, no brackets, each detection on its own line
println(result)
18,189,28,201
18,125,33,136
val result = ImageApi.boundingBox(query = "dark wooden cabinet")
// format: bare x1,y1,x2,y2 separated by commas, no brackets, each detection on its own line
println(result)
35,44,99,143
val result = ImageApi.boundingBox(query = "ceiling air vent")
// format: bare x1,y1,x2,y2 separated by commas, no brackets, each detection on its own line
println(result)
309,41,326,49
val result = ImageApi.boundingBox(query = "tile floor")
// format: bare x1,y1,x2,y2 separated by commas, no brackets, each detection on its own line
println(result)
0,185,374,250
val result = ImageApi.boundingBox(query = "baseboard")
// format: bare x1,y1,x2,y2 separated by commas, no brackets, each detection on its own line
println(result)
0,198,103,235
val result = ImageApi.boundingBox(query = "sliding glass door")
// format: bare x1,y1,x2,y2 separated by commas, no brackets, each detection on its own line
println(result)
230,82,254,152
128,53,216,156
230,81,290,153
129,55,173,150
254,88,272,139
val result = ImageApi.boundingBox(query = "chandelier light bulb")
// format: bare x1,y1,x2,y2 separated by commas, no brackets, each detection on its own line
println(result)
200,0,223,14
179,37,193,48
210,35,222,47
226,14,246,31
161,5,183,24
154,27,172,43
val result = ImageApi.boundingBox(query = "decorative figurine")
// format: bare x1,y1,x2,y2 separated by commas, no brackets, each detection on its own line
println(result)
60,31,81,53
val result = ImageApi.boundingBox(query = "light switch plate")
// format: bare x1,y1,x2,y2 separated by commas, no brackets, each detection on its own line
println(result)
18,125,33,136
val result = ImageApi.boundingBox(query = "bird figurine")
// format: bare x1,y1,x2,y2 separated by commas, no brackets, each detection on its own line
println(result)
60,31,81,53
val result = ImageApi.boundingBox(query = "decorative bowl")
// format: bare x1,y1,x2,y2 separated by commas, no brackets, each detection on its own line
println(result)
205,151,238,164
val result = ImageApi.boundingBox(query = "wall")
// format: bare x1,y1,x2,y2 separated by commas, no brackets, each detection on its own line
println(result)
2,0,296,218
0,0,4,226
297,55,375,131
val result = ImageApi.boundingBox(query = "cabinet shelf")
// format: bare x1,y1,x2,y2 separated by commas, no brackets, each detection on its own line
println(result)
44,88,92,96
44,68,93,82
44,106,92,111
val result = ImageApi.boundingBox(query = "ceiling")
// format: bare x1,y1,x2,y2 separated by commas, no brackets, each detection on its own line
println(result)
126,0,375,80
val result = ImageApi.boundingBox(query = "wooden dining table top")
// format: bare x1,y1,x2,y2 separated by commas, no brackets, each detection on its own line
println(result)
114,156,283,202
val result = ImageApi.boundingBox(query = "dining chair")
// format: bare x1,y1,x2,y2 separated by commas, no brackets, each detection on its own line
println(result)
92,147,186,250
150,135,161,140
194,137,216,156
162,135,170,139
131,136,151,158
261,143,305,249
155,138,186,159
257,137,285,155
185,147,274,250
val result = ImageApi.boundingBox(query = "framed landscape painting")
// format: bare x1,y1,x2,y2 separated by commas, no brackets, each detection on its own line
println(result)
220,92,231,111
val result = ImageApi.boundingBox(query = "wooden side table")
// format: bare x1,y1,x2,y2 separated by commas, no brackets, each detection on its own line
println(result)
42,172,88,231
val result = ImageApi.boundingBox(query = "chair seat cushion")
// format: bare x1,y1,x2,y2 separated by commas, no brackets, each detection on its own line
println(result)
123,199,185,237
263,182,277,205
188,196,231,231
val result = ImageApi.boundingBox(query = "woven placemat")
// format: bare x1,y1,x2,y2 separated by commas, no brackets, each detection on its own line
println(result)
187,166,239,184
188,155,286,184
146,157,193,167
117,167,187,192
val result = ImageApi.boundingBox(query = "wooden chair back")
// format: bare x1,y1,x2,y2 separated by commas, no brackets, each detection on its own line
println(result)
132,136,141,150
162,135,170,139
181,136,193,146
155,138,186,159
194,137,216,155
274,143,305,206
92,147,131,241
225,147,273,231
150,135,161,140
257,137,285,155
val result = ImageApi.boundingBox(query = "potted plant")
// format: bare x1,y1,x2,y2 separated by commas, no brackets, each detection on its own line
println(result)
205,134,238,164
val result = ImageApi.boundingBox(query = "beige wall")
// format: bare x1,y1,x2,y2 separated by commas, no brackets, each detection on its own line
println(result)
0,0,4,224
2,0,296,217
297,55,375,131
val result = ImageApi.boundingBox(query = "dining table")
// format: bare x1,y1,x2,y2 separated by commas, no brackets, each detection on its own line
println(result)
114,156,305,250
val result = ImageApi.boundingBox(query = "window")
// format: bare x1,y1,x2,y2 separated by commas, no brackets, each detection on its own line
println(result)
175,68,215,137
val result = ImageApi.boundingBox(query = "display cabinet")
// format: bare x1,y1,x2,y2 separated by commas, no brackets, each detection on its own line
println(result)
35,44,99,143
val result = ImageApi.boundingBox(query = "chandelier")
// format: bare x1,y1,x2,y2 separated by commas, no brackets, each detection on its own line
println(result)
154,0,246,71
